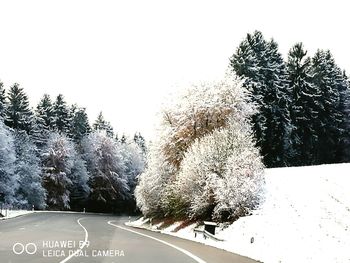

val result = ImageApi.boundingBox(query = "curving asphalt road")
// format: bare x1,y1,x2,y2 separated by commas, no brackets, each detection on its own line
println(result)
0,212,258,263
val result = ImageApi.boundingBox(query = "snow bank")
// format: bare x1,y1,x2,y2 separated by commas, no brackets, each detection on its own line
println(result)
129,163,350,263
0,209,33,220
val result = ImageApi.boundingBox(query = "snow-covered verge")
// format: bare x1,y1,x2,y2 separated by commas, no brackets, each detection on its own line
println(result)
128,163,350,263
0,209,33,220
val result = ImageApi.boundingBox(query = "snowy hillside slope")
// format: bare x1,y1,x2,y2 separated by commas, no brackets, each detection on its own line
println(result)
214,163,350,263
129,163,350,263
0,209,33,220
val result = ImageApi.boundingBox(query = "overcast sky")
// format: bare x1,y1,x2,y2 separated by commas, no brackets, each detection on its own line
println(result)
0,0,349,139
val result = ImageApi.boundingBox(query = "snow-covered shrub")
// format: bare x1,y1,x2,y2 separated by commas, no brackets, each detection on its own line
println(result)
174,120,264,221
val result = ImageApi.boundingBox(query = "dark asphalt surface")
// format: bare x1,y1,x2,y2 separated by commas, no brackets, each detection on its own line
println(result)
0,212,258,263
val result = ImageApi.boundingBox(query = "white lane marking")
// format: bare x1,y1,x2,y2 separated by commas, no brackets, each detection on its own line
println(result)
107,221,207,263
60,217,89,263
19,227,25,230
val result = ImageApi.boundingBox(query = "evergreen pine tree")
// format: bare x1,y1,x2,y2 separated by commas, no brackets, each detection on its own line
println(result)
70,106,91,142
310,50,349,163
287,43,321,165
93,112,114,138
36,94,55,131
340,72,350,162
53,94,70,134
32,94,55,149
133,132,146,153
230,31,292,167
5,83,34,133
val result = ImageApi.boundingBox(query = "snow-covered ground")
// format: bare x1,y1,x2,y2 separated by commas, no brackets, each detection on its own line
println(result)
128,163,350,263
0,209,33,220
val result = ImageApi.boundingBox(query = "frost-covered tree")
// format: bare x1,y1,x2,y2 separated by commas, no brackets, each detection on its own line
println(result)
160,75,254,169
174,121,264,221
287,43,321,165
118,141,146,211
0,120,17,205
31,94,56,149
41,133,76,209
53,94,71,134
5,83,34,133
70,106,91,142
36,94,55,131
311,50,350,164
13,132,46,209
135,138,176,217
136,74,264,220
339,72,350,162
93,112,114,138
230,31,292,167
0,82,6,118
121,142,145,189
82,132,129,211
133,132,147,154
69,153,90,211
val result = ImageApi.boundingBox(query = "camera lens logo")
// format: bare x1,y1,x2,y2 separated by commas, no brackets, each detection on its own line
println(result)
12,243,37,255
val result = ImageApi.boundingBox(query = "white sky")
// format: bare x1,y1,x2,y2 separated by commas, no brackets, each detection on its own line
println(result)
0,0,349,140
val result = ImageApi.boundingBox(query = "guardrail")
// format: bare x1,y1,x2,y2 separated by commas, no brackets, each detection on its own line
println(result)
193,228,224,241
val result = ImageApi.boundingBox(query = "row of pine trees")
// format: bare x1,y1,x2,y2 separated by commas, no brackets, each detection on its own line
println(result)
0,83,146,212
230,31,350,167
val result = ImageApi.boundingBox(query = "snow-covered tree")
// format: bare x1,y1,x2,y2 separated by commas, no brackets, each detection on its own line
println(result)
0,82,6,118
13,132,46,209
287,43,321,165
160,75,255,169
5,83,34,133
41,133,76,209
53,94,71,134
93,112,114,138
69,153,90,210
230,31,292,167
82,132,129,210
339,72,350,162
120,142,146,194
133,132,147,154
36,94,55,131
311,50,350,164
135,138,176,217
0,120,17,205
30,94,55,149
69,105,91,142
136,74,264,221
173,121,264,221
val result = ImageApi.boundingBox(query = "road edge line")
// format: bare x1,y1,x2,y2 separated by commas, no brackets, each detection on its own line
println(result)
60,217,89,263
107,220,207,263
